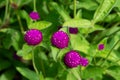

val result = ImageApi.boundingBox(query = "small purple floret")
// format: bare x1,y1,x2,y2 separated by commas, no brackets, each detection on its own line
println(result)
64,50,81,68
51,31,69,49
80,57,89,67
29,11,40,20
24,29,43,46
69,27,78,34
98,44,104,50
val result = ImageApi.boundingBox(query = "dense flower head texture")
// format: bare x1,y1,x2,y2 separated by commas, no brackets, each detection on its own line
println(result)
51,31,69,49
29,11,40,21
69,27,78,34
64,50,81,68
24,29,43,46
80,57,89,67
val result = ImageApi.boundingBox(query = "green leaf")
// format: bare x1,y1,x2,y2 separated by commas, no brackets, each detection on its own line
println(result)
70,67,81,80
33,46,48,76
16,67,39,80
45,78,54,80
67,71,77,80
19,10,31,26
28,21,52,30
114,0,120,11
2,28,23,50
82,66,103,80
50,2,71,21
106,66,120,80
0,59,11,71
50,46,59,61
104,13,120,22
93,0,116,23
70,0,98,10
63,19,92,28
0,69,16,80
70,33,89,53
93,26,120,44
17,44,33,60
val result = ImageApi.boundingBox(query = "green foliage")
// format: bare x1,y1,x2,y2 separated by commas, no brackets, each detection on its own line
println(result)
16,67,39,80
0,0,120,80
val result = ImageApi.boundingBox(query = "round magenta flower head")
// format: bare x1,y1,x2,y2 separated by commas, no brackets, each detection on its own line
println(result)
29,11,40,20
24,29,43,46
64,50,82,68
51,31,69,49
80,57,89,67
98,44,104,50
69,27,78,34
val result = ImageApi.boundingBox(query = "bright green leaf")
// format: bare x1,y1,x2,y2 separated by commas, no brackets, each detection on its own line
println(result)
63,19,92,28
17,44,33,60
70,33,89,53
93,0,116,23
50,2,71,21
28,21,52,30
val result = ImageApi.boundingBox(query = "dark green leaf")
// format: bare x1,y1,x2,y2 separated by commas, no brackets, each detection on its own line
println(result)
50,2,71,21
106,66,120,80
0,59,11,71
0,69,16,80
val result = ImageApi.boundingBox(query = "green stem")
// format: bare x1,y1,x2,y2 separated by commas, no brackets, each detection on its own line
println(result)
32,47,39,75
56,49,61,60
16,13,24,34
33,0,37,11
4,0,9,22
67,27,73,50
73,0,76,18
92,50,98,65
101,39,120,66
79,66,82,79
38,48,46,77
0,0,9,29
40,57,46,77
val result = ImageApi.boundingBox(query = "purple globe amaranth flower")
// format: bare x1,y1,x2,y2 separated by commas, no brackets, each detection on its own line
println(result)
29,11,40,21
80,57,89,67
98,44,104,50
64,50,82,68
24,29,43,46
51,31,69,49
69,27,78,34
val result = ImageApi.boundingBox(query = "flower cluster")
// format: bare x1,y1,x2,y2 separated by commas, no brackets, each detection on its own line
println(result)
64,50,88,68
24,13,89,68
